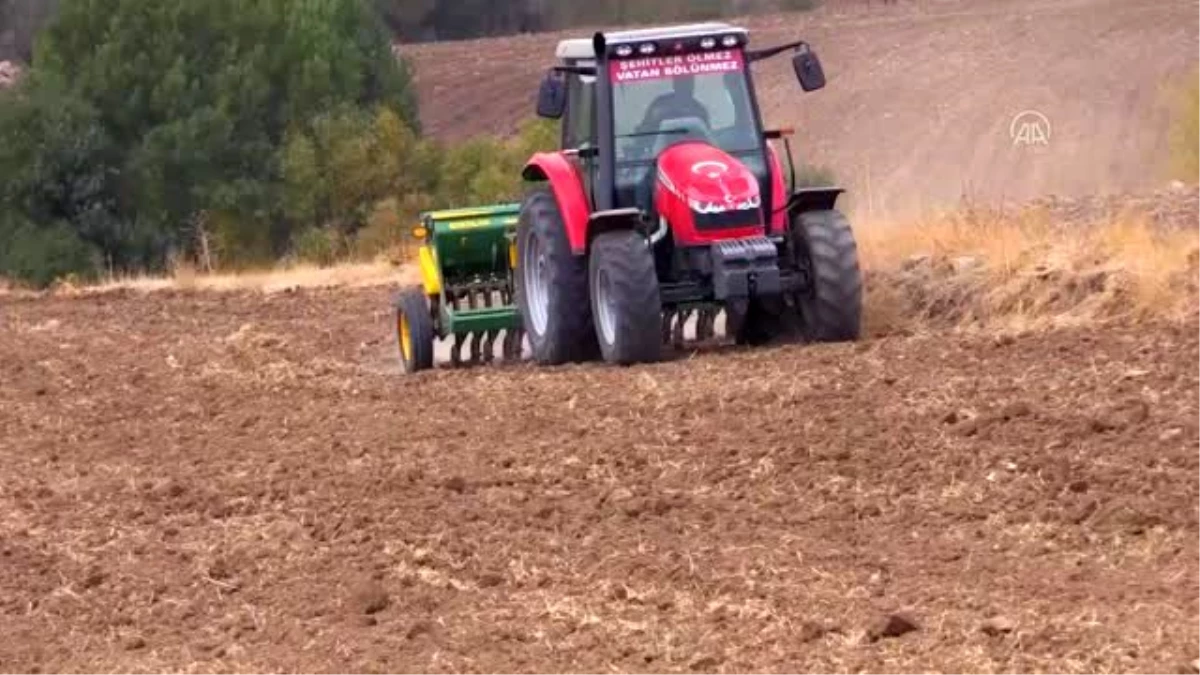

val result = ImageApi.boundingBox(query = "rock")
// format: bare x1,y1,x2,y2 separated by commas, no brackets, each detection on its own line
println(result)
688,655,722,671
123,636,147,651
980,616,1016,636
867,612,919,641
442,476,467,493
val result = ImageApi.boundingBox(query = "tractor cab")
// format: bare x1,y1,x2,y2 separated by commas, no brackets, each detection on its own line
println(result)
536,23,828,231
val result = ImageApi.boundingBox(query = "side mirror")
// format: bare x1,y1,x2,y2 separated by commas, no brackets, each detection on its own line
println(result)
792,45,826,92
536,72,567,119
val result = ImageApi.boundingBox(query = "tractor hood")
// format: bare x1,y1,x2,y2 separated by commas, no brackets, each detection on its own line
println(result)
655,142,761,216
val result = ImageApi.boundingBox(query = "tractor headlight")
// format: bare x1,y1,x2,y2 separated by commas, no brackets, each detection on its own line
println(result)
722,35,740,48
700,37,717,49
638,42,656,55
615,44,633,57
412,225,429,240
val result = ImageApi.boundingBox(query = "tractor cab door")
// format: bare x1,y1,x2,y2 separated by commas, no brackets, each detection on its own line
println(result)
562,67,598,211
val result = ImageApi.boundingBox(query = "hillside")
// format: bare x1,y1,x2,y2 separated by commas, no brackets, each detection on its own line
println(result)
402,0,1199,218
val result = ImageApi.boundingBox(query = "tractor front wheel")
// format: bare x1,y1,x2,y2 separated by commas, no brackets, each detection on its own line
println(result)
589,230,663,365
515,187,598,365
394,287,435,373
792,209,863,342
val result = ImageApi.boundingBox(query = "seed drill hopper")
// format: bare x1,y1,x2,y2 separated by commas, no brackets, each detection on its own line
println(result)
391,205,525,372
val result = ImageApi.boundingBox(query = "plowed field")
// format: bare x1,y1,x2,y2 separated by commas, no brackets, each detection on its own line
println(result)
404,0,1198,216
1,288,1196,672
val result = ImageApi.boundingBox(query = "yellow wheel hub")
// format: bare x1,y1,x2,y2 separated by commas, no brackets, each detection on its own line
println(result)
398,312,412,360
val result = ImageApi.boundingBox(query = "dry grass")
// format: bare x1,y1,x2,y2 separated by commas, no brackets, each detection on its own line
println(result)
0,259,419,297
858,204,1199,336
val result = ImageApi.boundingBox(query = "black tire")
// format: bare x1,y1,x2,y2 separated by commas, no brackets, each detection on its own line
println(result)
515,186,598,365
393,287,435,373
791,209,863,342
589,230,663,365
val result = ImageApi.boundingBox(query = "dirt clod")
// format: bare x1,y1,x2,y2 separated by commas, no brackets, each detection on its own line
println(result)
405,620,433,640
1090,399,1151,432
1000,401,1033,420
798,620,837,643
80,568,106,590
350,582,390,615
868,613,920,641
981,616,1017,636
478,572,505,588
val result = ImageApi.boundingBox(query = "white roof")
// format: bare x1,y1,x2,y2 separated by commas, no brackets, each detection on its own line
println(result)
555,22,745,61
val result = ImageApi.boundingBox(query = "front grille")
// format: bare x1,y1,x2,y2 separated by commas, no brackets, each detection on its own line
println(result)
693,208,759,231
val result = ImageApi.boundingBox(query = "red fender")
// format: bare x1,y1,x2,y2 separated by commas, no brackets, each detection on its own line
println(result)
521,152,591,254
766,144,789,235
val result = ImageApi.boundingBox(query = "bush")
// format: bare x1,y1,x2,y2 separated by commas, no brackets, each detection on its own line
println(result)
341,117,558,261
0,216,97,287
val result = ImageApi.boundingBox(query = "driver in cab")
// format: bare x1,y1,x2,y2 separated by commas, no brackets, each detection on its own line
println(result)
638,76,711,132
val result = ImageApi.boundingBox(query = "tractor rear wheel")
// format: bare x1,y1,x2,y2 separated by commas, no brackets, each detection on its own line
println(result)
589,230,663,365
516,186,598,365
394,287,435,373
791,209,863,342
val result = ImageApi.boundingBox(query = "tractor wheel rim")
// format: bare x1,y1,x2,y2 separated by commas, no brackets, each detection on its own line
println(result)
524,234,549,334
398,313,412,360
595,268,616,345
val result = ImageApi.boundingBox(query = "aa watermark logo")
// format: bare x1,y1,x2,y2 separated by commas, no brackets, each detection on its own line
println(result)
1010,110,1051,147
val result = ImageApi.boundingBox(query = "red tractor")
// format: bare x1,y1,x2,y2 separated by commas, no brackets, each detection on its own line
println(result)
516,22,862,366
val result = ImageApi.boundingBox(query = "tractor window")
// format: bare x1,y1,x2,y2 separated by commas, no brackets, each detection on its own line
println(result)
565,74,595,149
608,50,761,165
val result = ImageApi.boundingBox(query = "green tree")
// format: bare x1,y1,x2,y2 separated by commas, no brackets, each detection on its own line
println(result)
0,0,420,285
